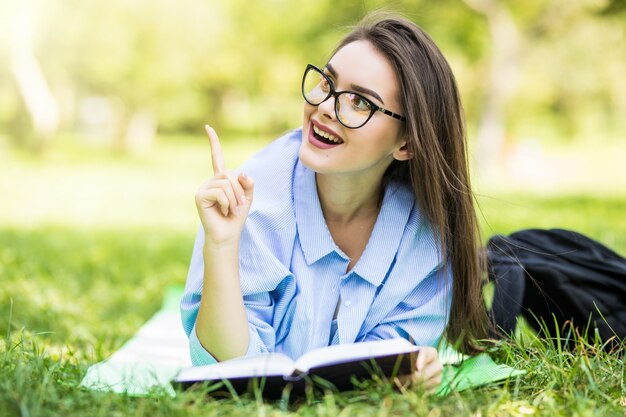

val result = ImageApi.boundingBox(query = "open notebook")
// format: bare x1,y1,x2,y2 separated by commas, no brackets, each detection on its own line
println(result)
80,286,524,397
174,338,419,396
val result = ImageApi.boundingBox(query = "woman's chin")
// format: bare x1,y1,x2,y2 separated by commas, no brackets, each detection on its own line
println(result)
298,144,322,172
298,143,336,175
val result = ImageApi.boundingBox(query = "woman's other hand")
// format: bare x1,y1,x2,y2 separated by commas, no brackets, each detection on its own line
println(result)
396,346,443,393
414,346,442,392
195,124,254,247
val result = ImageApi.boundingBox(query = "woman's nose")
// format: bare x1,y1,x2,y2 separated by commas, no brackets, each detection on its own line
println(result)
317,95,337,121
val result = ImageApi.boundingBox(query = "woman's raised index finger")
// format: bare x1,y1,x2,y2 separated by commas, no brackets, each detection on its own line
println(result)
205,124,225,174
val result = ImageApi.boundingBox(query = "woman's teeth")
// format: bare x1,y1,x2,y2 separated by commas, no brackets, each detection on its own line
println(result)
313,125,343,144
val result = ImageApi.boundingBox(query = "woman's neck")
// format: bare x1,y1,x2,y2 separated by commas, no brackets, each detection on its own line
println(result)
315,172,384,225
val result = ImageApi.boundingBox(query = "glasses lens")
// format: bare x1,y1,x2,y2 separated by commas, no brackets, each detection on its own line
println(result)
303,67,330,105
337,92,372,128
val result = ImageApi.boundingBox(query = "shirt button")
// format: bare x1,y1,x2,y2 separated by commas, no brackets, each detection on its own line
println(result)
344,300,351,307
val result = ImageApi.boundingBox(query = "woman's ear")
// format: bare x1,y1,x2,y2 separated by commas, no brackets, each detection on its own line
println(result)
393,141,414,161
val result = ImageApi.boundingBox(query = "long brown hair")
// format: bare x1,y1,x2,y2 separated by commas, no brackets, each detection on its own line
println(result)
334,14,488,353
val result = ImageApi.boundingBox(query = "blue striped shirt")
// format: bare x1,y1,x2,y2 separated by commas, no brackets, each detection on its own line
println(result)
180,128,452,365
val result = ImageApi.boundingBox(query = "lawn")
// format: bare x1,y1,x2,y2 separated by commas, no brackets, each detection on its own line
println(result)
1,135,625,416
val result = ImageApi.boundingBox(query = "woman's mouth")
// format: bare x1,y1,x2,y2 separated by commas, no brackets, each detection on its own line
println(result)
309,122,344,149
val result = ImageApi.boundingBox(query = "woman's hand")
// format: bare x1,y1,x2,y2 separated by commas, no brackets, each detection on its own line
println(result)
195,124,254,247
414,346,443,392
396,346,443,393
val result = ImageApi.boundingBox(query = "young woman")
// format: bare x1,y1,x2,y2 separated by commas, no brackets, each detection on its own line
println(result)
181,14,488,391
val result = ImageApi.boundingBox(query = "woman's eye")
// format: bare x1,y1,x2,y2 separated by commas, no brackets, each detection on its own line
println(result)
349,95,370,113
320,78,331,93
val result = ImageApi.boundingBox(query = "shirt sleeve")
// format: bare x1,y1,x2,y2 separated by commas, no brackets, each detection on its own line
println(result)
180,222,295,365
363,264,452,348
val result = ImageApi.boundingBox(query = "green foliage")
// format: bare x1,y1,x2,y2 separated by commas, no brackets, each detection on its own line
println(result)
0,228,191,355
1,0,625,143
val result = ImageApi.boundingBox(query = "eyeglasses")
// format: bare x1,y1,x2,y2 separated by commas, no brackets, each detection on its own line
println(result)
301,64,406,129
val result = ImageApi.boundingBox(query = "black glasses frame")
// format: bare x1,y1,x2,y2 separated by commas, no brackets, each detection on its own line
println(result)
301,64,406,129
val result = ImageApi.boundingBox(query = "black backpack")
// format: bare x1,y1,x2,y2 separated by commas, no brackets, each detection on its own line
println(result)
487,228,626,347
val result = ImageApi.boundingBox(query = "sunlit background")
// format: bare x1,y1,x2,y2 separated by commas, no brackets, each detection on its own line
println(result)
1,3,625,413
1,0,625,230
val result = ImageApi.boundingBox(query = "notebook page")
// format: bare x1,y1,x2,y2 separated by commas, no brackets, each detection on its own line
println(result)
294,338,418,373
175,352,295,382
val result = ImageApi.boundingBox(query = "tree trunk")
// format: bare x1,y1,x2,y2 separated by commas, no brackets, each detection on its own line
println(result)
464,0,522,172
9,0,60,150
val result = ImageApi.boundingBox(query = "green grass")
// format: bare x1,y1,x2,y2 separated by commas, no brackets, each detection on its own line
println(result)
1,137,625,416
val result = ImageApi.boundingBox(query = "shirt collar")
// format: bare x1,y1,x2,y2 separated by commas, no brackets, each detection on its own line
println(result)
294,162,345,265
351,181,415,286
294,160,416,287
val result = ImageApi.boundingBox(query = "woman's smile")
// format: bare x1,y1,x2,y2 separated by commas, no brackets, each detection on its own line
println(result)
308,119,344,149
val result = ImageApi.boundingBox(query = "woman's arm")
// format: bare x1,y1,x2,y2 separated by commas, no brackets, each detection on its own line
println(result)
193,125,255,361
180,225,287,365
183,128,302,364
195,241,250,361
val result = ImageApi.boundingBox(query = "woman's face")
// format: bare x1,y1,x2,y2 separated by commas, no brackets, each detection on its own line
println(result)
300,40,410,179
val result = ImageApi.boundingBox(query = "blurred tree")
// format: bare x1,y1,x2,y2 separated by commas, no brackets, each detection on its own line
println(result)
509,0,626,142
598,0,626,14
0,0,624,154
7,0,60,151
459,0,626,171
463,0,521,172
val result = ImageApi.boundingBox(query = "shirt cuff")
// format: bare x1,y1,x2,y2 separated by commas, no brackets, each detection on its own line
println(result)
189,324,218,366
244,324,270,357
